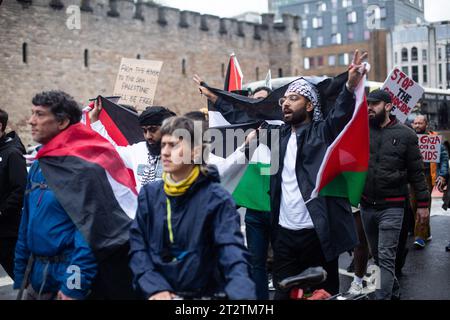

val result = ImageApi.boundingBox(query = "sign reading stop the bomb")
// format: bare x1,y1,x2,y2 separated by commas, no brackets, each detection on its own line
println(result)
418,134,442,163
381,68,425,123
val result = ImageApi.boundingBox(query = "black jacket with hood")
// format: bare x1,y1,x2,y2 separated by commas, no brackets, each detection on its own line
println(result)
0,131,27,238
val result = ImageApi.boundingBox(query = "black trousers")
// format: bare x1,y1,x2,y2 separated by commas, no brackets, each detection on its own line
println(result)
87,243,140,300
0,237,17,279
272,227,339,299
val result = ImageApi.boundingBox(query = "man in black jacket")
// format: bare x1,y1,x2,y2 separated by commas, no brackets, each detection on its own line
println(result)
0,108,27,279
266,50,367,299
361,89,430,300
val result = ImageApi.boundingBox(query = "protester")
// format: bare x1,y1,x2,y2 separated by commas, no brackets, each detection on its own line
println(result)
129,116,256,300
361,89,430,300
410,115,449,248
259,50,367,299
14,91,98,300
0,108,27,279
89,102,176,191
194,77,274,299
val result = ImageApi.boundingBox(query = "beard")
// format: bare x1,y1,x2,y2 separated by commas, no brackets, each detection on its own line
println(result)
146,141,161,156
284,108,309,125
369,111,387,128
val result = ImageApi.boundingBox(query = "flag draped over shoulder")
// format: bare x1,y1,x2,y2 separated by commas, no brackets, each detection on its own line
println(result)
35,123,138,261
83,96,144,147
310,74,369,206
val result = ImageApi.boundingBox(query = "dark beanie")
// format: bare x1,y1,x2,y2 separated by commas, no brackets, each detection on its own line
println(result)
138,106,176,126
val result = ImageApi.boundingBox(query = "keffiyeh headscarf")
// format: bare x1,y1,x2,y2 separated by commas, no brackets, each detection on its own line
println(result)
285,78,323,121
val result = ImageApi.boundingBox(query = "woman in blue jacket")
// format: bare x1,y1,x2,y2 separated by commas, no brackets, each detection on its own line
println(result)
129,116,256,300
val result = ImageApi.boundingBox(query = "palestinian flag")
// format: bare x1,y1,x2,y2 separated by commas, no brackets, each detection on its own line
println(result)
310,74,369,206
206,72,349,211
83,96,144,147
224,53,243,92
35,123,138,261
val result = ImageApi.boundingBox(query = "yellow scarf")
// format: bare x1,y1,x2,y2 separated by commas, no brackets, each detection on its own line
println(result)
163,166,200,196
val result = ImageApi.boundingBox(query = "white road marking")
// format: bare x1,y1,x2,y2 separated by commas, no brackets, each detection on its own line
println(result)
0,276,13,287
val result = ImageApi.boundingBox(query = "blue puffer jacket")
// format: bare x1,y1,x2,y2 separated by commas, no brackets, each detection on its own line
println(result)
129,166,256,300
13,161,97,299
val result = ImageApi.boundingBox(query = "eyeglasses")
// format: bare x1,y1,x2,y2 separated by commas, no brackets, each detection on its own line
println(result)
278,95,302,107
141,126,160,134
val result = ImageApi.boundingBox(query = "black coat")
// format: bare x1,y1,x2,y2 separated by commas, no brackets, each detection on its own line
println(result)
0,131,27,238
362,117,430,208
264,85,358,262
129,166,256,299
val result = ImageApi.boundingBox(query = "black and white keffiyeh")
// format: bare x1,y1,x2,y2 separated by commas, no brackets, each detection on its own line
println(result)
285,78,323,121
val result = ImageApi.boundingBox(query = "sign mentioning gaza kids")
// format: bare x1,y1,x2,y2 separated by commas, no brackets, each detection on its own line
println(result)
418,134,442,163
113,58,163,112
381,68,425,123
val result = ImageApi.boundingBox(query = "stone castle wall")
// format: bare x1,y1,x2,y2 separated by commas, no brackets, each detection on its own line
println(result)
0,0,302,146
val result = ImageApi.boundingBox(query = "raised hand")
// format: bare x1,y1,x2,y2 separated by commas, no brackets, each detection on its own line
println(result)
346,50,369,92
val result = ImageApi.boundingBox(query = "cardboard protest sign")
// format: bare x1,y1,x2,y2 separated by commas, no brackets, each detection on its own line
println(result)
381,68,424,123
418,134,442,163
113,58,163,112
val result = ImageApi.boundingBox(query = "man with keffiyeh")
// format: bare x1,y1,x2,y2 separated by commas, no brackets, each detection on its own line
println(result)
264,50,368,299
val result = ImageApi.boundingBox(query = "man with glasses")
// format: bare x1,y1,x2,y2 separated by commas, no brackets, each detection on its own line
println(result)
266,50,368,299
90,103,176,191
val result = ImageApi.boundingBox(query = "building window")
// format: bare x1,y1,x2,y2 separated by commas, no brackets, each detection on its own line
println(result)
304,57,310,70
331,33,342,44
422,49,427,62
181,59,186,75
256,67,259,80
401,48,408,62
402,66,409,76
317,2,327,12
338,53,349,66
439,64,443,83
22,43,27,64
328,55,337,66
278,68,283,77
438,48,442,60
347,11,357,24
446,44,450,60
342,0,352,8
347,31,354,41
332,15,338,25
309,57,316,68
318,56,324,67
312,17,323,29
136,54,141,59
411,47,418,61
380,7,387,19
317,36,324,46
395,52,398,64
331,0,338,9
303,37,312,48
423,65,428,83
412,66,419,82
302,18,308,30
84,49,89,68
304,3,309,14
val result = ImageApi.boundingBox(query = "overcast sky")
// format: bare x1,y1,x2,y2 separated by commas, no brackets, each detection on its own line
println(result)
159,0,450,22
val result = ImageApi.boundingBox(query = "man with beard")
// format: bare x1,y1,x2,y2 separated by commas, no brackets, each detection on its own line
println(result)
90,103,176,191
410,115,449,249
266,50,367,299
361,89,429,300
